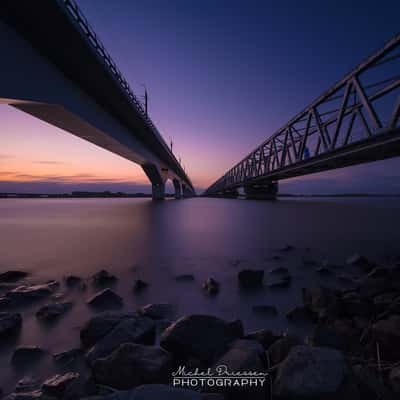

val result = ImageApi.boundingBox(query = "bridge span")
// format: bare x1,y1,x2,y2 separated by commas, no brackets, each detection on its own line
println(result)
0,0,195,200
205,34,400,199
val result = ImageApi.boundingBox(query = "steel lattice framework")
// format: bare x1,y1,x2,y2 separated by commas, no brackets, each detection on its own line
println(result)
205,34,400,196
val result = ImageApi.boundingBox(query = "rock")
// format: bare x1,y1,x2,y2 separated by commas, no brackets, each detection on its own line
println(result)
271,255,282,260
269,267,289,275
53,348,83,365
0,296,11,309
352,364,392,400
346,253,369,266
274,346,349,399
267,335,302,365
87,289,123,309
245,329,280,349
389,365,400,393
92,343,174,390
252,305,278,316
303,259,318,267
5,389,44,399
268,275,291,289
160,315,243,362
302,286,339,316
133,279,149,292
64,275,82,287
0,270,28,282
316,266,334,275
175,274,195,282
112,384,203,399
280,245,294,252
371,314,400,361
138,303,174,320
42,372,95,399
86,316,156,364
92,270,117,286
341,291,371,318
0,312,22,336
202,278,219,294
313,322,359,353
156,319,172,336
373,292,399,313
15,377,39,393
337,274,356,285
11,346,44,365
238,269,264,288
80,312,136,347
6,283,54,302
36,302,73,321
286,305,316,322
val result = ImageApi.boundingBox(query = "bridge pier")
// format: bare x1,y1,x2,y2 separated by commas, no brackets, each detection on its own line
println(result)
173,179,182,199
220,189,239,198
244,181,278,200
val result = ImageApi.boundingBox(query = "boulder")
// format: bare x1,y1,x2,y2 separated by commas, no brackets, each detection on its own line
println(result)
4,389,44,399
64,275,82,287
252,305,278,316
302,286,339,316
202,278,219,295
373,292,399,313
92,270,117,286
316,267,334,275
92,343,174,390
0,296,11,309
269,267,289,275
138,303,174,320
11,346,44,365
346,254,372,270
268,275,291,289
0,312,22,336
274,345,349,399
6,283,54,302
53,348,83,365
389,365,400,393
42,372,95,399
133,279,149,292
175,274,195,282
80,312,136,347
340,291,371,318
86,316,156,364
238,269,264,288
36,302,73,321
371,314,400,361
15,377,39,393
160,315,243,362
353,364,392,400
267,335,302,365
87,289,123,309
0,270,28,282
245,329,280,349
286,305,316,322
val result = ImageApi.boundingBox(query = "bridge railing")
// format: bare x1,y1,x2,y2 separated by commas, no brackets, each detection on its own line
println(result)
205,34,400,195
60,0,193,189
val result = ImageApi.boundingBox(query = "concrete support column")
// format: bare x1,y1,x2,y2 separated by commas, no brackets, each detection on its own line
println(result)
152,183,165,200
173,179,182,199
244,181,278,200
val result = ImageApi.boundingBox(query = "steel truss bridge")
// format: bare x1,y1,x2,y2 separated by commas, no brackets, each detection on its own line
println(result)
205,34,400,198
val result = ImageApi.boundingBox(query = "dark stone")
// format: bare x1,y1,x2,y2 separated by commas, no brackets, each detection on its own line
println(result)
0,270,28,282
252,305,278,316
238,269,264,288
280,245,294,252
80,312,136,347
245,329,280,349
11,346,44,365
269,267,289,275
274,346,350,399
371,314,400,361
92,343,174,390
202,278,219,294
53,348,83,365
6,283,55,303
92,270,117,286
87,289,123,309
36,302,73,321
341,291,371,318
316,267,334,275
353,364,393,400
64,275,82,287
15,377,39,393
133,279,148,292
160,314,244,362
42,372,95,399
302,286,339,316
138,303,174,320
389,365,400,394
0,296,11,309
0,312,22,336
267,335,302,365
175,274,195,282
286,305,316,322
268,275,291,289
86,316,156,364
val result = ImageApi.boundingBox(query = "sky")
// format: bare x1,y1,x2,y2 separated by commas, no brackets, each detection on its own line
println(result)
0,0,399,194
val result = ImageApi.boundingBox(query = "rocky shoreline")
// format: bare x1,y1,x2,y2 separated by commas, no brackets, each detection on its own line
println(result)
1,250,400,399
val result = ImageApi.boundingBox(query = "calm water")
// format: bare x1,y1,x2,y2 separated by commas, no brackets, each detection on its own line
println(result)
0,197,400,393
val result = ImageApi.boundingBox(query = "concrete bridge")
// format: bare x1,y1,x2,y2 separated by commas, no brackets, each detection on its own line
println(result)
205,34,400,199
0,0,195,200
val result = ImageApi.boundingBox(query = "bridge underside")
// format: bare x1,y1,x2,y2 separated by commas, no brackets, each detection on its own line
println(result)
0,2,195,200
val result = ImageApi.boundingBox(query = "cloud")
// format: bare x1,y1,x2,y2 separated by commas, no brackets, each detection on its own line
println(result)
0,154,14,159
31,160,67,165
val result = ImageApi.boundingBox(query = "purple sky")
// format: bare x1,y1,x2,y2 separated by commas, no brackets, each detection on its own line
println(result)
1,0,399,194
